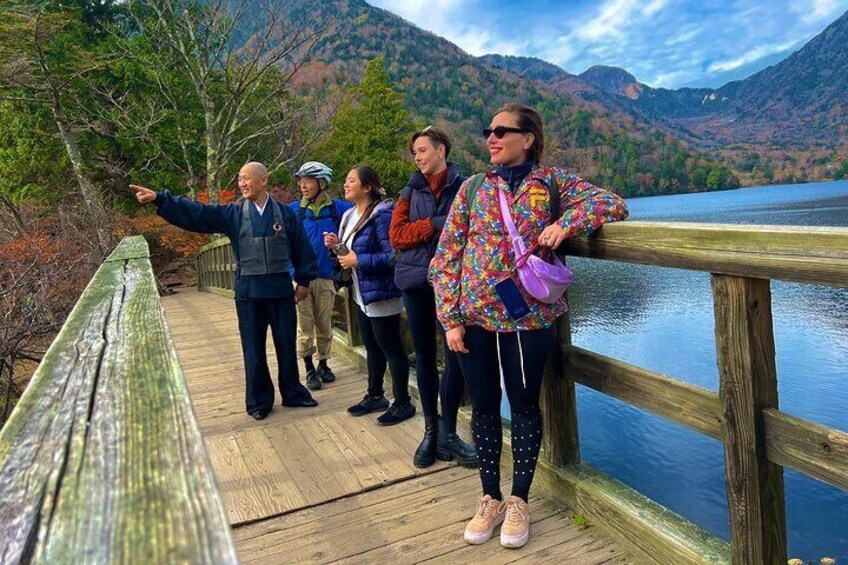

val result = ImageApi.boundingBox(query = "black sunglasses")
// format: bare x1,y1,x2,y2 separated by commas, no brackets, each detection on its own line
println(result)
482,126,529,139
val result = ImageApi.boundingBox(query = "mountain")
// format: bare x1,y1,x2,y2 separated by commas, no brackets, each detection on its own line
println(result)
702,8,848,145
478,54,572,82
579,66,641,99
503,11,848,148
269,0,741,196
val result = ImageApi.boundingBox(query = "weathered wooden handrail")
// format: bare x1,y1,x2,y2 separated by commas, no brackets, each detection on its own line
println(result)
560,221,848,287
0,236,237,564
195,221,848,565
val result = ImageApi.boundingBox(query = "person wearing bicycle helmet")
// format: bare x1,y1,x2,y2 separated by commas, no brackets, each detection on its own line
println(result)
291,161,353,390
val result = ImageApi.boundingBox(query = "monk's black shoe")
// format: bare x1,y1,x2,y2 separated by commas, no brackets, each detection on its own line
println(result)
283,397,319,408
249,409,270,420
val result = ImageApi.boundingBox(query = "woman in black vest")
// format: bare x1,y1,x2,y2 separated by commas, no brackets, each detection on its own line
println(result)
389,127,478,468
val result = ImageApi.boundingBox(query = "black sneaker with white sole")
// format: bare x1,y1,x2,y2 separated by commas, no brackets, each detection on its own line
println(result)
347,394,389,416
377,401,416,426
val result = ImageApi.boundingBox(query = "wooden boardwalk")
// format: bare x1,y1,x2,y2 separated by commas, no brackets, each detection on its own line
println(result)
162,288,633,564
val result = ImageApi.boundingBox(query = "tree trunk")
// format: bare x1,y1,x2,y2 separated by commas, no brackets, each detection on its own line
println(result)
50,99,112,255
204,106,220,205
0,193,26,237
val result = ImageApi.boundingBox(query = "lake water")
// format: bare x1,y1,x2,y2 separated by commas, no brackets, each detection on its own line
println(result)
527,181,848,560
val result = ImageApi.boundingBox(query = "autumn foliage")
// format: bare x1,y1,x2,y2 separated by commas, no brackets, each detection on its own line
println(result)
0,209,98,423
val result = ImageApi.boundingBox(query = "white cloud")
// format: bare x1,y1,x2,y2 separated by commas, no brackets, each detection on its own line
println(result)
371,0,468,22
650,69,697,88
803,0,842,23
577,0,641,40
642,0,670,16
368,0,848,88
707,39,800,73
368,0,525,57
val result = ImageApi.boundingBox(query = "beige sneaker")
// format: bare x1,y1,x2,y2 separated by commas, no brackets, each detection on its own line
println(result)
464,495,505,544
499,495,530,548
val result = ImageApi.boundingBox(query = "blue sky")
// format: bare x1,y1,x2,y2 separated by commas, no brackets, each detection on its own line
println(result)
367,0,848,89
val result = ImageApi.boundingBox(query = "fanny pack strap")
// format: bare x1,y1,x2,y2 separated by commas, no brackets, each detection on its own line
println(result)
497,187,529,261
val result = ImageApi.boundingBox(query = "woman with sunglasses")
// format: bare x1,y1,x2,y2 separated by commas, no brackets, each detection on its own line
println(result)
430,103,628,549
389,126,477,469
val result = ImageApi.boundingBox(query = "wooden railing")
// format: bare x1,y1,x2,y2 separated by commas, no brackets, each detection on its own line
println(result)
0,237,237,564
195,222,848,565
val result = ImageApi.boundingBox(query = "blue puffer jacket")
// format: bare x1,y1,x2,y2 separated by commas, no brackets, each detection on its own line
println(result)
291,195,353,279
343,199,401,305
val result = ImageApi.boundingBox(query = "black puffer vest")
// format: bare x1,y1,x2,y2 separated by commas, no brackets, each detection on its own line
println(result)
394,163,465,290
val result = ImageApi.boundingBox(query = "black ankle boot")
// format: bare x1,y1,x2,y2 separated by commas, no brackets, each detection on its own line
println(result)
437,418,478,468
413,416,439,468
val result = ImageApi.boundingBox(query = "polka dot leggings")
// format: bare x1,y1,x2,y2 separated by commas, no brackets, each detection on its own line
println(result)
456,325,554,502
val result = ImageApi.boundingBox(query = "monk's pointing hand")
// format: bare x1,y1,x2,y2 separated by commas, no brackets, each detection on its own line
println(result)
130,184,157,205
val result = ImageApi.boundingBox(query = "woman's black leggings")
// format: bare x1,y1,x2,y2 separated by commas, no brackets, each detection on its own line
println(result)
456,325,554,502
356,308,410,404
402,286,463,427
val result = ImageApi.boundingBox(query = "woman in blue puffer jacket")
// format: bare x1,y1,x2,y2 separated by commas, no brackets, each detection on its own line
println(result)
323,166,414,426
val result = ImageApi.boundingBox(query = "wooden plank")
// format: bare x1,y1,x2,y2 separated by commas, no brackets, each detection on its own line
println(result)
541,312,580,466
236,472,479,563
293,414,373,495
712,274,787,564
564,345,723,440
315,414,394,489
104,234,150,261
764,408,848,492
560,221,848,287
334,413,420,477
232,428,310,521
265,424,348,505
0,241,236,563
205,429,309,525
516,531,632,564
233,466,473,545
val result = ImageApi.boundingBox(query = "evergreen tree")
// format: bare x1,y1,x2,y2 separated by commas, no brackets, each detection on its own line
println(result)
319,58,418,195
835,160,848,180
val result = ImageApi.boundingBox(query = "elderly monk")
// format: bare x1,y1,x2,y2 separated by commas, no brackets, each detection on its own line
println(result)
131,162,319,420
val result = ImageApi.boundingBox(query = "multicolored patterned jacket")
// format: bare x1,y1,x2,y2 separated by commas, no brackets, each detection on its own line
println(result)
429,166,629,332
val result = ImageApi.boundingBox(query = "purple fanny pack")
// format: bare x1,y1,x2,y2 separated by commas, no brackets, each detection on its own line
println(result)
498,187,574,304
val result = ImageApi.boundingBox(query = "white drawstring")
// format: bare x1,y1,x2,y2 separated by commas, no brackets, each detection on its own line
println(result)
517,331,527,389
497,332,527,389
496,332,505,381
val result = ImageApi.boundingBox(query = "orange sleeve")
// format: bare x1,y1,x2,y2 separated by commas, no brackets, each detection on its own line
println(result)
389,193,435,250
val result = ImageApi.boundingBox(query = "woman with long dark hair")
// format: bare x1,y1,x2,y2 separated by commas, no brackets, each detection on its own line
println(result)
324,167,414,425
430,104,628,548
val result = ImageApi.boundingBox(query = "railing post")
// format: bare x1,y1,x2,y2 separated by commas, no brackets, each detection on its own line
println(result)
541,301,580,466
711,274,787,565
344,287,362,347
196,250,203,291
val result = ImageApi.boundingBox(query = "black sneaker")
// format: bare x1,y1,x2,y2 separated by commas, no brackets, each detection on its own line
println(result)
347,394,389,417
317,365,336,383
306,370,322,391
377,401,416,426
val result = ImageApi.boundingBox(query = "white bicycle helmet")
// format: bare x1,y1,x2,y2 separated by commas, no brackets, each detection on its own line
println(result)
295,161,333,184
